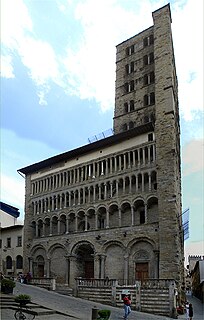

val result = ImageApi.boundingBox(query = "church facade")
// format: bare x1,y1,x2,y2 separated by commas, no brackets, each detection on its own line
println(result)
19,4,184,295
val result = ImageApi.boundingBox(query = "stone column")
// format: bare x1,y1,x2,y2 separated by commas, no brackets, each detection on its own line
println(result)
142,173,144,192
129,176,132,193
110,182,113,198
145,203,148,223
100,255,106,279
57,218,60,235
94,254,100,278
75,214,78,232
66,216,69,234
104,183,107,200
123,154,127,170
129,151,132,168
64,193,67,208
131,205,134,226
116,180,119,197
136,175,138,192
35,222,38,237
69,255,78,293
95,212,98,229
142,148,145,165
42,222,45,237
148,172,151,191
85,214,88,231
148,146,151,164
118,207,122,227
106,159,109,175
106,210,109,229
124,254,129,285
114,156,117,172
47,258,51,277
49,219,52,236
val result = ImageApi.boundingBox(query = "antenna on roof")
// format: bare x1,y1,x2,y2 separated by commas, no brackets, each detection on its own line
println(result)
88,128,113,144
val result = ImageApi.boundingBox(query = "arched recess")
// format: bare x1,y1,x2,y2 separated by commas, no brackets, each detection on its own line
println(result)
128,238,158,282
6,256,12,270
59,213,66,234
121,202,131,227
68,211,75,233
133,199,145,225
147,196,158,223
49,244,67,283
37,219,43,237
16,255,23,269
30,221,36,238
87,207,95,230
109,203,119,228
51,216,58,235
71,241,95,279
97,206,107,229
104,241,125,280
30,245,47,278
44,217,50,236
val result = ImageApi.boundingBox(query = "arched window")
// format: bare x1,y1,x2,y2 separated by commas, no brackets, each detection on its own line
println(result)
123,123,128,132
16,255,23,269
6,256,12,269
140,211,145,224
129,121,134,129
124,103,128,113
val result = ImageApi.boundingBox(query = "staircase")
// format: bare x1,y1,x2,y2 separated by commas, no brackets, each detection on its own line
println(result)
77,287,113,305
140,287,170,316
55,284,73,296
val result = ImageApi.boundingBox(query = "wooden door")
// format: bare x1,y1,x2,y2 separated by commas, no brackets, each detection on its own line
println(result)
38,265,44,277
85,261,94,278
135,263,148,282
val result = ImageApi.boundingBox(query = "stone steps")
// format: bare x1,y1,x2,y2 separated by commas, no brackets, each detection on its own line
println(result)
77,287,113,305
0,294,62,316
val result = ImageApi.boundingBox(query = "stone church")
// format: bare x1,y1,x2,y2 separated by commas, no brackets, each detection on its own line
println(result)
19,4,184,296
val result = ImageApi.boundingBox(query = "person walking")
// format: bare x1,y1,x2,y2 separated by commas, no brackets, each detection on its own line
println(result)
189,303,193,320
123,294,131,320
185,301,189,320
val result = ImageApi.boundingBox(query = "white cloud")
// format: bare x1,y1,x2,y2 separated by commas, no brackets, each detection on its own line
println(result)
1,0,203,117
1,0,61,104
172,0,203,121
1,174,25,214
1,55,15,78
182,139,204,176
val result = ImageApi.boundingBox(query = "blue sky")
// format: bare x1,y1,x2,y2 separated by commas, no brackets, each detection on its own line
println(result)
1,0,203,261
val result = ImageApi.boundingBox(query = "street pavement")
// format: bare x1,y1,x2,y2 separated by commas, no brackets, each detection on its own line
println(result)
1,282,203,320
177,292,204,320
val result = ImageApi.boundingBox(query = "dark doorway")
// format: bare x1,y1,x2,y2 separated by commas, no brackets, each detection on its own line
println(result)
75,243,94,278
135,262,148,282
38,265,44,277
85,261,94,278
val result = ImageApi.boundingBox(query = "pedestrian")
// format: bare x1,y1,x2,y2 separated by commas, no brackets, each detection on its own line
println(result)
123,294,131,320
189,303,193,320
185,301,189,320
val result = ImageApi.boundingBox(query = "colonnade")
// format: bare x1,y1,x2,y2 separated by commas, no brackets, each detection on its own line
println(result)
32,170,157,216
31,196,158,238
31,143,156,196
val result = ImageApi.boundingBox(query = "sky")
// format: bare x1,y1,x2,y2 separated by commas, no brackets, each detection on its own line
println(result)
1,0,203,263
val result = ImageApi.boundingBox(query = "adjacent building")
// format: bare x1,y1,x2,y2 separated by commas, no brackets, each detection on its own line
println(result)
0,201,23,277
18,3,184,299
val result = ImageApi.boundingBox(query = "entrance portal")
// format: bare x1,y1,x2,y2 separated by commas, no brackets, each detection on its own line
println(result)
75,243,94,278
135,262,148,282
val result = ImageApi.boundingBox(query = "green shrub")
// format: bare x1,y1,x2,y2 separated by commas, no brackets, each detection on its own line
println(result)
97,309,111,320
1,278,16,288
15,294,31,301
